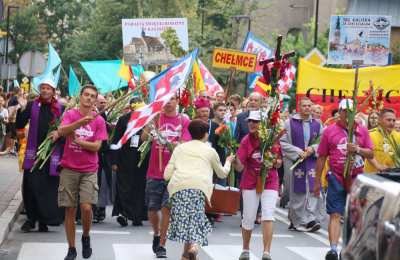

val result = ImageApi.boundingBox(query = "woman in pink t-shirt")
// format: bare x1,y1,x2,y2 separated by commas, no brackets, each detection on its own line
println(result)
234,111,281,260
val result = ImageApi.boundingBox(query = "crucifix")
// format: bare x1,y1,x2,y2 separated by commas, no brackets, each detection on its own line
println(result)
259,35,296,96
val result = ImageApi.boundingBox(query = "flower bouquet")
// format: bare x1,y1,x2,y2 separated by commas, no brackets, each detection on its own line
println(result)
215,124,239,186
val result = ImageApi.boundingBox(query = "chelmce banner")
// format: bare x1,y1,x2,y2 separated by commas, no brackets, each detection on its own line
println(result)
297,58,400,121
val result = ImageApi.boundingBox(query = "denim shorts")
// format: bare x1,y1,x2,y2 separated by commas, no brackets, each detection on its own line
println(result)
326,173,347,216
145,179,169,211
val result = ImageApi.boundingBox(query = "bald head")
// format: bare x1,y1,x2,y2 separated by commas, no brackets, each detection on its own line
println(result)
248,92,262,111
97,94,107,111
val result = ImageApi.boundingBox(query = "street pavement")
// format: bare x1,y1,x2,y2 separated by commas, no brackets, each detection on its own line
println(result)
0,156,21,216
0,206,332,260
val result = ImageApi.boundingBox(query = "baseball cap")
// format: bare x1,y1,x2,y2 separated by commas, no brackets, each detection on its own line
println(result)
247,110,262,121
338,98,354,111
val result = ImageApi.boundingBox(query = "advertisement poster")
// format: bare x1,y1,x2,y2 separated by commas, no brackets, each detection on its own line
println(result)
122,18,188,65
328,15,391,65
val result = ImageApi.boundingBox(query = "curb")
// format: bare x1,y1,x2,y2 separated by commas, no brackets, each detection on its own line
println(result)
0,190,23,246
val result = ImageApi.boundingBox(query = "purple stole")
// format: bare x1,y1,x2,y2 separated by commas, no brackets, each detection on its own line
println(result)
290,118,321,193
23,100,62,176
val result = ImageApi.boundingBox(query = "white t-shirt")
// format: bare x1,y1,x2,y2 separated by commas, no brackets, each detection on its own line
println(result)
0,108,8,121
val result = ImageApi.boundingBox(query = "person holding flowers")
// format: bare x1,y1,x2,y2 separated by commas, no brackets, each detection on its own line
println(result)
365,108,400,173
16,78,64,233
280,97,323,232
233,110,282,260
314,99,373,260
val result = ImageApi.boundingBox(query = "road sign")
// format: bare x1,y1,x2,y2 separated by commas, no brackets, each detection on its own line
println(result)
212,47,257,73
0,38,13,55
304,48,326,66
0,64,17,80
18,51,46,77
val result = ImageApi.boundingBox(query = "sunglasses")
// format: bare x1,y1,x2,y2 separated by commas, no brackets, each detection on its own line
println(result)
248,119,260,123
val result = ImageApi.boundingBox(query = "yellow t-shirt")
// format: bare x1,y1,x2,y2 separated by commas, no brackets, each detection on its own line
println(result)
364,128,400,173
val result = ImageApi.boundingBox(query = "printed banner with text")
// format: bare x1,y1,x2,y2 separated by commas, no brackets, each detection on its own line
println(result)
297,58,400,120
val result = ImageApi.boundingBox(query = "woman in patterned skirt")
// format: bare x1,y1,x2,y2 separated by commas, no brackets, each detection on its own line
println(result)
164,119,235,260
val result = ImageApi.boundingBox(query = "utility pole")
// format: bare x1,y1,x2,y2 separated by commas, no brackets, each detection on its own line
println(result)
5,5,19,64
314,0,320,47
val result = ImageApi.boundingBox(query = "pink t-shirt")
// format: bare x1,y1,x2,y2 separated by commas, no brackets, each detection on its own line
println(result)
60,109,108,173
147,113,191,180
317,122,373,183
236,134,280,191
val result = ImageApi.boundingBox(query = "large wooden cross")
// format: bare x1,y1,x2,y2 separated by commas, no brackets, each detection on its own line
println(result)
259,35,296,89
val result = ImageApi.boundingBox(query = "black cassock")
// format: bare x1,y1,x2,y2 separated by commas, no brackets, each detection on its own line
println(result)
16,101,64,225
111,112,148,223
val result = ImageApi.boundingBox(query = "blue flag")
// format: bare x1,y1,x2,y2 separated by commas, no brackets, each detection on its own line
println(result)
80,60,144,94
68,66,80,97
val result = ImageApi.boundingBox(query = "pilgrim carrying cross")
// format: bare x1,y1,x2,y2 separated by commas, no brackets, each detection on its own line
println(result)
259,35,296,94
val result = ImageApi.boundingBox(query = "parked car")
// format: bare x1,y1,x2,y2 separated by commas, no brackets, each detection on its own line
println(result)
341,170,400,260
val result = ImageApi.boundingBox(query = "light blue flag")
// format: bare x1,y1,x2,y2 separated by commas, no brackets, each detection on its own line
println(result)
80,60,144,94
32,42,62,91
13,79,19,88
68,66,80,97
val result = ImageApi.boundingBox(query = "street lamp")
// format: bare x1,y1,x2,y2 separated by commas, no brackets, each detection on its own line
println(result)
5,5,19,64
231,15,252,97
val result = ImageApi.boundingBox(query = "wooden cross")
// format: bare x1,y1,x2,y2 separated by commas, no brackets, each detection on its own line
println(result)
259,35,296,88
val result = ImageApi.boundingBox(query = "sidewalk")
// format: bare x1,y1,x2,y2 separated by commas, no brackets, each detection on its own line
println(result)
0,156,23,246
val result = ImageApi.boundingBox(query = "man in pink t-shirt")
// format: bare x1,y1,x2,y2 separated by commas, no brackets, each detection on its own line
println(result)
57,85,107,260
314,99,373,260
141,95,191,258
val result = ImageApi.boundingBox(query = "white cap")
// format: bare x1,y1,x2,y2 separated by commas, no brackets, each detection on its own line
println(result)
338,98,354,111
247,110,262,121
39,78,57,89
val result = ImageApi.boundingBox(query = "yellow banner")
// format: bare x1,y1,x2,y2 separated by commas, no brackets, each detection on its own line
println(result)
212,48,257,73
297,58,400,110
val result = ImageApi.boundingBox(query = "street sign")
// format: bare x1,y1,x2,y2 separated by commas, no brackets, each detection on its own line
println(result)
0,38,13,55
0,64,17,80
212,47,257,73
304,48,326,66
18,51,46,77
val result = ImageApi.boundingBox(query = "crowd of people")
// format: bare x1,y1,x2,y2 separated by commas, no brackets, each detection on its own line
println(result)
2,78,400,260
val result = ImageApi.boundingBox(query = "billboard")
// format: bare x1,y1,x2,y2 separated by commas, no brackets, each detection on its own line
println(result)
328,15,391,66
122,18,189,65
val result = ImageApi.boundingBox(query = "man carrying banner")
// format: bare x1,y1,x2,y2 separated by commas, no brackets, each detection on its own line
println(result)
364,108,400,173
57,85,107,260
280,97,323,232
16,78,64,233
314,99,373,260
141,95,191,258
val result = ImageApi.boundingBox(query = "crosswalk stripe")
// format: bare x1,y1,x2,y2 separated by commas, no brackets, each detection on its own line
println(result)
229,233,293,238
203,245,260,260
113,244,154,260
287,246,329,260
17,243,68,260
77,229,131,235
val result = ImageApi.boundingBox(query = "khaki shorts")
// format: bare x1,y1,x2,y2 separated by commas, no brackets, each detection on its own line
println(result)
58,168,99,208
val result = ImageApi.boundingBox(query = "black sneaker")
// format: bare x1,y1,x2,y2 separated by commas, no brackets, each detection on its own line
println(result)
132,221,143,226
81,236,92,259
155,246,167,258
305,220,321,232
288,222,298,231
97,207,106,222
64,247,77,260
21,220,35,233
116,216,128,227
38,223,48,232
325,250,338,260
152,236,160,253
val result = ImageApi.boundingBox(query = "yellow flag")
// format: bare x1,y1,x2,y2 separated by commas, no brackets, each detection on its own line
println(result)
193,60,206,94
118,59,132,82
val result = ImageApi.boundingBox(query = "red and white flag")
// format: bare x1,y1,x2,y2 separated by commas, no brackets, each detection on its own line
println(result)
111,50,198,149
